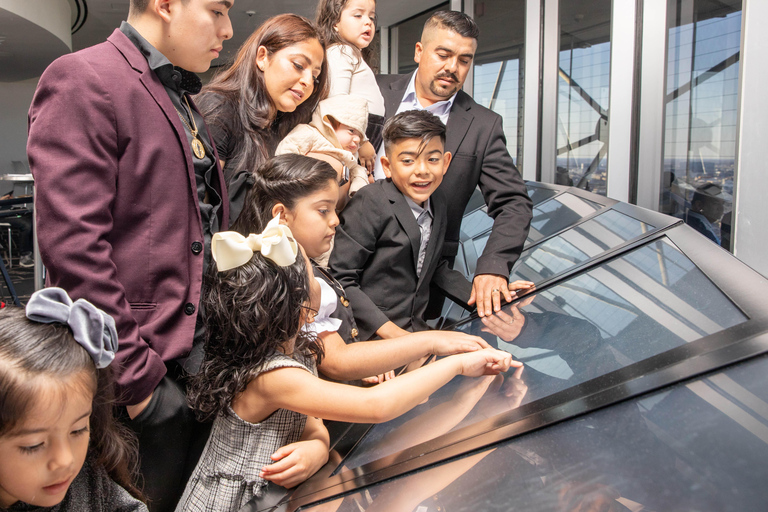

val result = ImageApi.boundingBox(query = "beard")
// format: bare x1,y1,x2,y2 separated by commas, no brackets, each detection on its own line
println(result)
428,72,461,99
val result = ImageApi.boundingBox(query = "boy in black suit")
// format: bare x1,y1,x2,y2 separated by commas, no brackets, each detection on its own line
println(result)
329,110,473,340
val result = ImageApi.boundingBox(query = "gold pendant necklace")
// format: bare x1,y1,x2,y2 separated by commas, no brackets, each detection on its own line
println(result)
175,95,206,159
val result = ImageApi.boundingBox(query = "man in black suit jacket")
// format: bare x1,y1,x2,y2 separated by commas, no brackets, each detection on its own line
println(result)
376,11,532,318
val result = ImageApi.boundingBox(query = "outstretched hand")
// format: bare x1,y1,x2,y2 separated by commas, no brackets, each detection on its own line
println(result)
457,348,521,377
261,439,329,489
430,331,491,356
469,276,535,318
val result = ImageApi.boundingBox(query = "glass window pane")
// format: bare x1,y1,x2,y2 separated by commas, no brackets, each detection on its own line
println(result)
527,192,604,245
510,209,655,283
336,236,747,472
303,355,768,512
472,0,526,168
557,0,612,194
526,184,560,205
662,0,741,251
460,208,494,239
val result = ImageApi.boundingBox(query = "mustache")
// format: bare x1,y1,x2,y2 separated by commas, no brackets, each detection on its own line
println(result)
435,72,459,83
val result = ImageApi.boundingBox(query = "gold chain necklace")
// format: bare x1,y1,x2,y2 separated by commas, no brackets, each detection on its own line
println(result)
175,95,206,159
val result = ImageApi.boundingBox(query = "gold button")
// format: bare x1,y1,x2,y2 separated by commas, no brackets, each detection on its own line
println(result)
340,297,350,307
350,328,359,338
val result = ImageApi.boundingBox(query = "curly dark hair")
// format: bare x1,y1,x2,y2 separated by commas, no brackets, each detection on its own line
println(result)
188,249,324,422
197,14,330,187
233,154,339,236
315,0,379,71
0,307,143,500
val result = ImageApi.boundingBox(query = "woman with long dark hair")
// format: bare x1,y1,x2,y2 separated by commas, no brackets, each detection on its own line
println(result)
197,13,330,225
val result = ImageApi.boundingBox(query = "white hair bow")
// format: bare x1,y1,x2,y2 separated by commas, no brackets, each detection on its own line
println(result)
211,214,298,270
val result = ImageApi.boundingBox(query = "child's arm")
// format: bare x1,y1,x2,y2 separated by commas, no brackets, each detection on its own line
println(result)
254,348,518,424
375,321,410,339
326,44,355,97
260,416,330,489
317,329,491,381
357,141,376,174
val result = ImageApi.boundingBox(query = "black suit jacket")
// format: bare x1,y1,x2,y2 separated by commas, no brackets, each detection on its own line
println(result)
329,180,471,340
377,72,533,277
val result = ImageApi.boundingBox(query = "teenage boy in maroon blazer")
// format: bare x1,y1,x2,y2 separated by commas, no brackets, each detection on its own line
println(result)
27,1,234,510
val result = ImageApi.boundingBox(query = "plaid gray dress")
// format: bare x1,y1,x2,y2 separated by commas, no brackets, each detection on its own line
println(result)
175,353,316,512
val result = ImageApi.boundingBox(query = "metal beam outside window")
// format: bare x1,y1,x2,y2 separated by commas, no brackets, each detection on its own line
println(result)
539,0,559,184
636,0,668,211
522,0,542,181
734,0,768,278
606,0,638,202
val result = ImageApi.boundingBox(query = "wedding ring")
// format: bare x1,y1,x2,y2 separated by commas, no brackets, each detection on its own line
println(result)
492,288,500,293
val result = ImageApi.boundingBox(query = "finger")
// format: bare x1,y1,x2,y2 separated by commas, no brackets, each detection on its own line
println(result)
448,341,480,354
470,335,491,349
513,365,524,379
509,280,535,291
482,288,493,318
468,285,477,307
485,351,511,371
492,285,502,313
495,309,514,323
270,444,296,461
482,313,506,330
500,283,514,308
261,468,298,487
262,457,295,475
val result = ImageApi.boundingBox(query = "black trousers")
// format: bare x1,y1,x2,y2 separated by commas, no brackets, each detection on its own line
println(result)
122,363,211,512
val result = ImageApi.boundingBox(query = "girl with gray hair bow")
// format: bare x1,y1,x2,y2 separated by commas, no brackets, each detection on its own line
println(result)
0,288,146,511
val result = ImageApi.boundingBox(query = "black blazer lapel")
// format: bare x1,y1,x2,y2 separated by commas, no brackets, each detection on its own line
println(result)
445,92,474,156
382,72,413,118
384,180,422,272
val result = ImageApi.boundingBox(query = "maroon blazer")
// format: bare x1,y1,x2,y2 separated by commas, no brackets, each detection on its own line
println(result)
27,29,229,405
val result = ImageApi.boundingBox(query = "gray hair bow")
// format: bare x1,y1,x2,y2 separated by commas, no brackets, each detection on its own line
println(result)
26,287,119,369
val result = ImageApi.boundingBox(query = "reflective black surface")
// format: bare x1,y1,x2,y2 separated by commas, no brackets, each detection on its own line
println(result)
245,184,768,512
338,236,747,471
526,184,561,205
299,353,768,512
527,192,605,245
510,208,655,283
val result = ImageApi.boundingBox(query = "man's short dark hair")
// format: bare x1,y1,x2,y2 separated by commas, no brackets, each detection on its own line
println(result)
130,0,189,16
130,0,150,13
424,10,480,40
383,110,446,157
